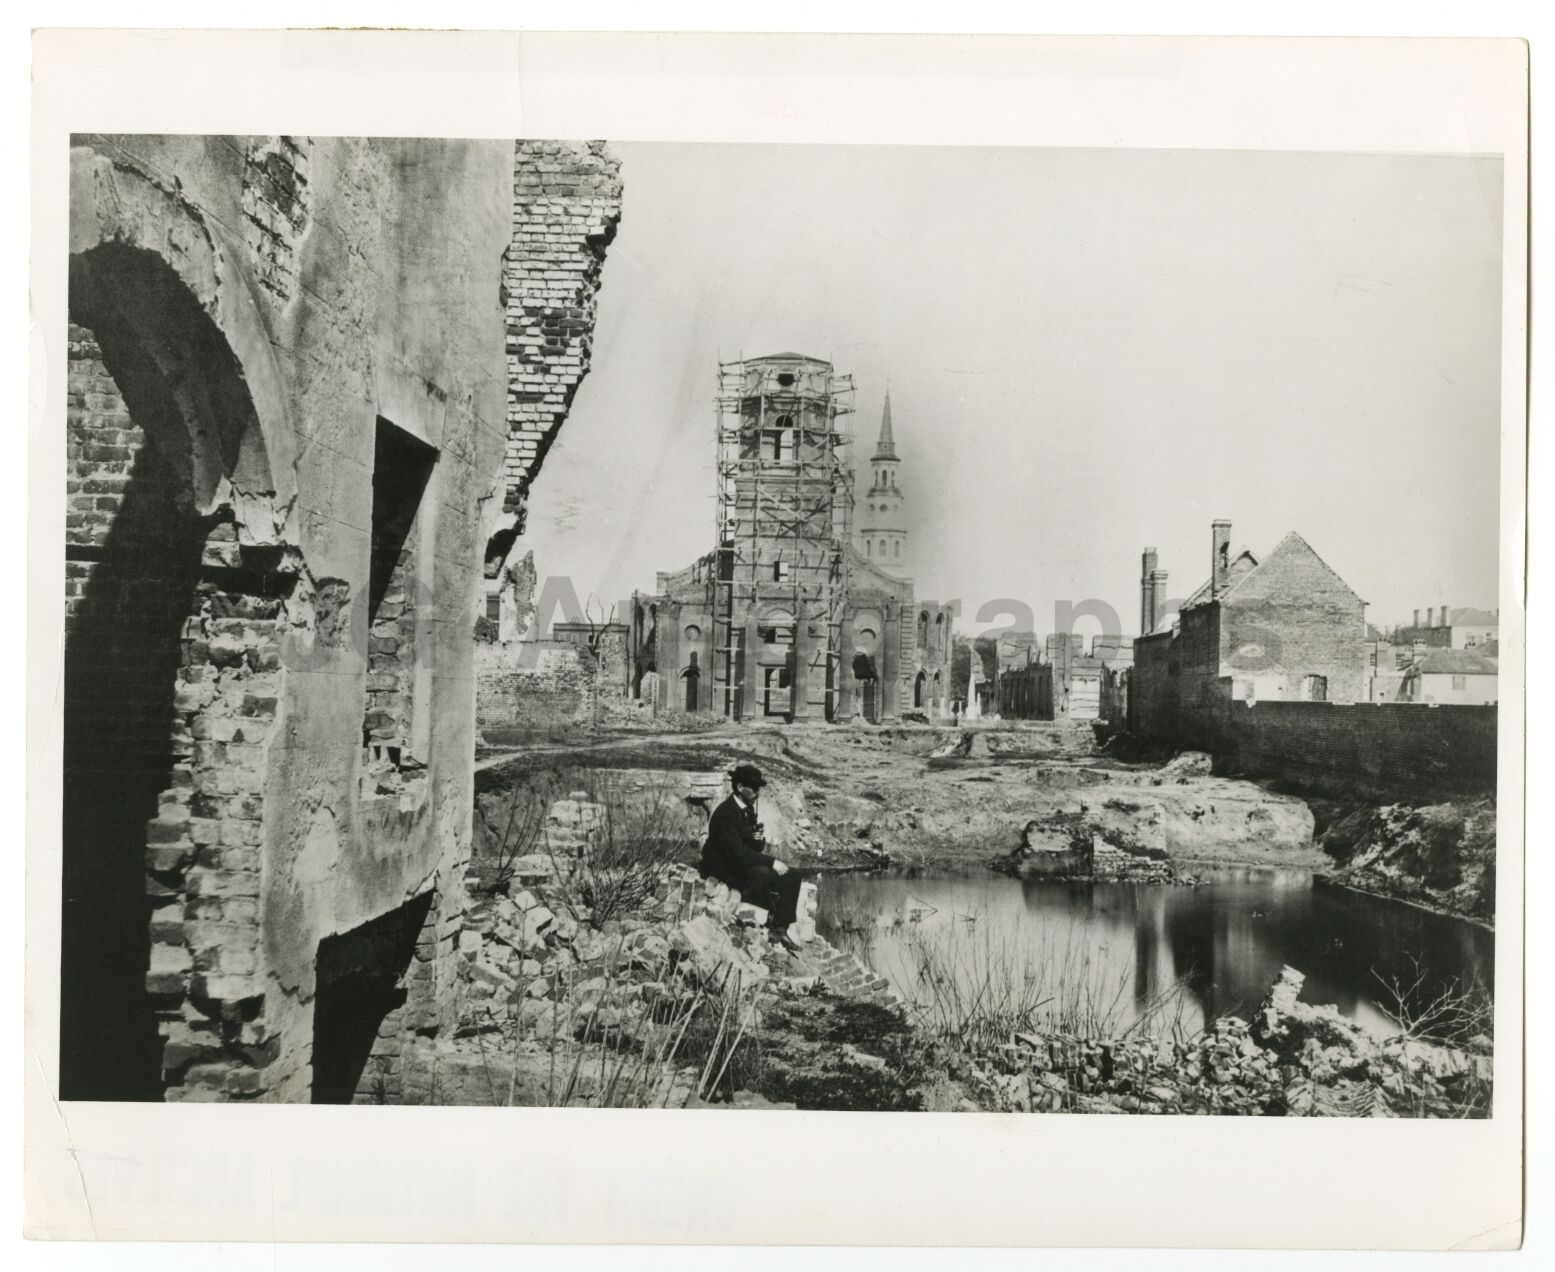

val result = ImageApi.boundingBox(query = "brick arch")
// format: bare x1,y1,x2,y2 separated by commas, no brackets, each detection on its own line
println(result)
68,146,300,542
62,202,300,1100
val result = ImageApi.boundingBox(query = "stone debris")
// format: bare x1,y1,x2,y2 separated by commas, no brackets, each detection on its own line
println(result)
430,829,907,1107
960,963,1490,1118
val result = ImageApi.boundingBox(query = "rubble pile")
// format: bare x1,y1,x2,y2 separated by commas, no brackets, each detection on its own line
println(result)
961,965,1491,1118
452,866,789,1046
410,785,906,1108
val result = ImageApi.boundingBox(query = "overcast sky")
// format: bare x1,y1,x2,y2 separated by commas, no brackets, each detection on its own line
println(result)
521,143,1504,637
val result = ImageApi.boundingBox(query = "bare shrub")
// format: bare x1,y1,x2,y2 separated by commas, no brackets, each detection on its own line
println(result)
477,771,557,897
1372,956,1494,1117
549,772,699,928
1374,955,1493,1048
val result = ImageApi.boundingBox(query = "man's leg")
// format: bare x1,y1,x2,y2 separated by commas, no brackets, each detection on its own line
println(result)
768,871,802,928
741,866,803,944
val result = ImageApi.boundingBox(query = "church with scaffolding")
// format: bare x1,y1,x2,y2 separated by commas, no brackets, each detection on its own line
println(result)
629,353,954,723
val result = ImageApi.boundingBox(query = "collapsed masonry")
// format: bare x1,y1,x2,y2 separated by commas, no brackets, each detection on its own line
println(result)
60,135,621,1101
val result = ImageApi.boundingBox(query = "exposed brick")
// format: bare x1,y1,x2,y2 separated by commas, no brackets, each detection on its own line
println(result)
503,141,623,521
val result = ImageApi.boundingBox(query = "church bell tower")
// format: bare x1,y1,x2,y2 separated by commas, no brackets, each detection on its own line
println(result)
857,390,908,574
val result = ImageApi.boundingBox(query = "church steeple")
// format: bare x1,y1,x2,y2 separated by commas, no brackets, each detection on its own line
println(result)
874,390,898,460
858,387,908,574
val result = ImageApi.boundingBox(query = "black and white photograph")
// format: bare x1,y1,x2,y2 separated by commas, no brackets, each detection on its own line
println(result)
24,27,1530,1252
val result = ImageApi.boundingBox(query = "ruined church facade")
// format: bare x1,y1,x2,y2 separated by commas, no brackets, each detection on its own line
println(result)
630,356,954,724
61,135,621,1102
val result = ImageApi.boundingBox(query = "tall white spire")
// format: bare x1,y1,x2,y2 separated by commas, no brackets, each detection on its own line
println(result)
874,389,897,459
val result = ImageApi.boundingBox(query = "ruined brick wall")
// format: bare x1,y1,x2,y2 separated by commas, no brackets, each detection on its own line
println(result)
1219,701,1498,798
1129,631,1179,741
475,641,597,736
363,530,419,753
503,140,624,520
595,628,630,700
64,322,291,1097
1174,603,1225,740
241,136,313,304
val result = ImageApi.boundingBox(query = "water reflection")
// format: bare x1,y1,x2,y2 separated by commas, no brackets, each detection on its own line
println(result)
818,866,1494,1039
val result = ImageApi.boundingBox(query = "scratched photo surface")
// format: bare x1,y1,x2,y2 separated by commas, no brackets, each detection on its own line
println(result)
59,135,1500,1117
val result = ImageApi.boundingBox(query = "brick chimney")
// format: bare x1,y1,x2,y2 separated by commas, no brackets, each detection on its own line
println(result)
1140,548,1158,634
1427,607,1435,628
1211,520,1231,599
1152,568,1168,629
1413,608,1420,628
1440,604,1450,627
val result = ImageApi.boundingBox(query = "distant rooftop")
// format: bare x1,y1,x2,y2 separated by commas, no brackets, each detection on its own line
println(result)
1446,607,1499,627
1411,648,1498,676
745,352,831,365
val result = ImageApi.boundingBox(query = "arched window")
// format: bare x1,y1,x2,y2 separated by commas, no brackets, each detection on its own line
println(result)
879,540,887,556
866,540,872,558
894,541,901,558
917,610,929,646
769,415,796,462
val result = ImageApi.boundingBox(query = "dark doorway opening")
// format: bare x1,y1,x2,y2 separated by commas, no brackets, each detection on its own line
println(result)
683,651,699,712
852,651,879,724
762,665,792,718
60,309,218,1100
311,892,434,1105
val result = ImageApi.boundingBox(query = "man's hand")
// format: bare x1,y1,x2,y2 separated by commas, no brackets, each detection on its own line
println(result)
772,860,789,876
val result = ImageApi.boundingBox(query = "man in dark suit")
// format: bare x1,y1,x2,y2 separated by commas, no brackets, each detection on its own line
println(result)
698,763,803,953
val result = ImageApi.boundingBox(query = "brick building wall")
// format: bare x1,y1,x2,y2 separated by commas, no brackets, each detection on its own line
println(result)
1219,701,1497,798
1129,630,1179,740
1131,530,1368,753
1219,537,1366,704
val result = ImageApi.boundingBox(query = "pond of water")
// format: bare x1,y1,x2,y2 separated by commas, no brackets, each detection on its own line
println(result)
815,865,1493,1040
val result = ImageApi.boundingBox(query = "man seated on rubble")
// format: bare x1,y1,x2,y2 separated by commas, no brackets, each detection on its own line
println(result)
698,763,803,954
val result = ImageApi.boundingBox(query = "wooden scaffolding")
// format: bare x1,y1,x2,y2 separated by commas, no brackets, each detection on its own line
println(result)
708,355,855,720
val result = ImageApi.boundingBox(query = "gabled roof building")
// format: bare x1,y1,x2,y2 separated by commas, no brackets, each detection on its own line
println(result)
1130,520,1368,744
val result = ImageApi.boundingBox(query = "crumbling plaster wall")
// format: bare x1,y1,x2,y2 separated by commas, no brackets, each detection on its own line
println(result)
65,134,530,1101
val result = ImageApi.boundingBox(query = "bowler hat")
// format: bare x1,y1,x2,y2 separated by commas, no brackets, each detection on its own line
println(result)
730,763,766,789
